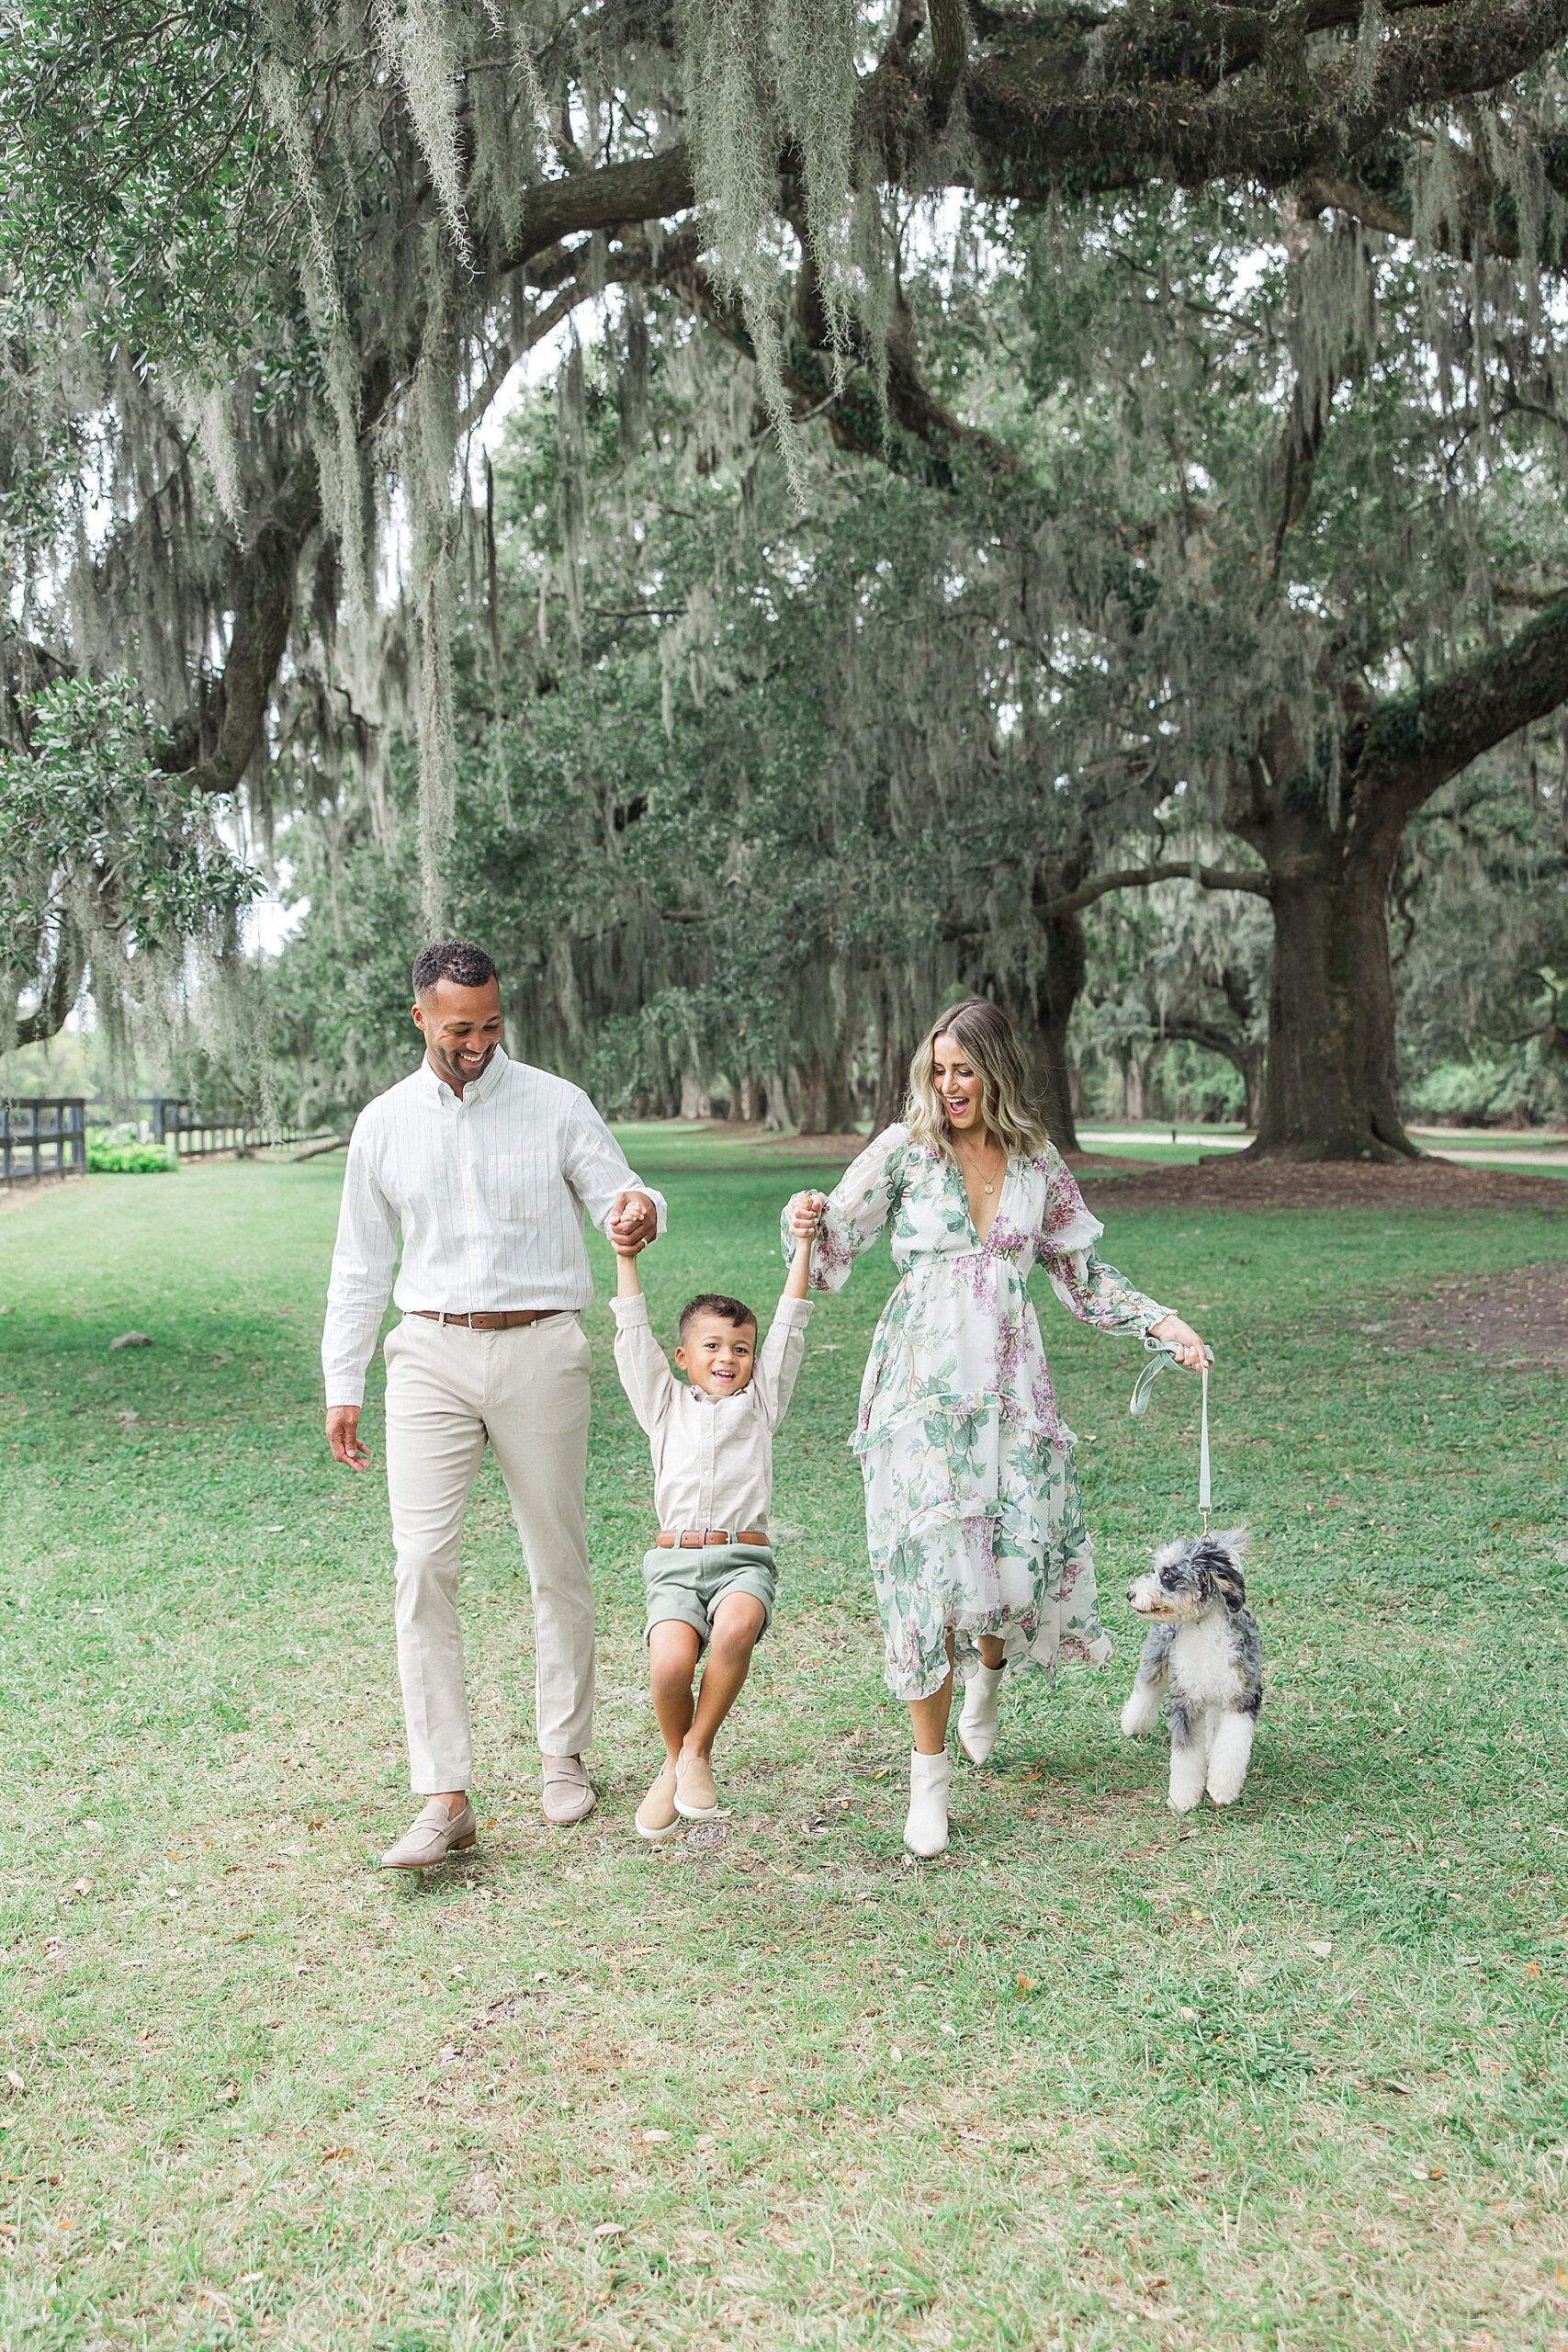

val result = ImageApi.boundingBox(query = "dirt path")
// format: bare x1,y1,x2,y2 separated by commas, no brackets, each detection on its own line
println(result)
1348,1261,1568,1368
1077,1157,1568,1213
749,1126,1568,1210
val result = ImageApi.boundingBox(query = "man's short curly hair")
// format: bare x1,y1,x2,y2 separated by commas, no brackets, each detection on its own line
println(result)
412,941,497,998
678,1293,757,1343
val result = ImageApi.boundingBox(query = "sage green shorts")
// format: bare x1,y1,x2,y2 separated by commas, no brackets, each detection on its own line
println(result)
642,1543,777,1648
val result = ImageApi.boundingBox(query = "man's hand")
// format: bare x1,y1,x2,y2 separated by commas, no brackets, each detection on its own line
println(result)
609,1189,658,1254
326,1405,371,1470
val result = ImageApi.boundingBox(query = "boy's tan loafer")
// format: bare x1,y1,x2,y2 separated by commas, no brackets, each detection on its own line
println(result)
635,1760,682,1841
673,1750,719,1821
381,1798,477,1870
541,1754,596,1826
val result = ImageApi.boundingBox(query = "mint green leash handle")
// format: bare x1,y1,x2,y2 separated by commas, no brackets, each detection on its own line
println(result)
1129,1339,1216,1530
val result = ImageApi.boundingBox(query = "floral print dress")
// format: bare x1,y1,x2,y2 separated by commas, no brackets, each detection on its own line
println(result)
785,1125,1169,1703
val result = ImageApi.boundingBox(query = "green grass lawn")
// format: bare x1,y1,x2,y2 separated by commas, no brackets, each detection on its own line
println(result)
3,1150,1566,2350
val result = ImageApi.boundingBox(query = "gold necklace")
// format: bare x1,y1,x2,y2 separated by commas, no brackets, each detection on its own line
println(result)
959,1139,1003,1195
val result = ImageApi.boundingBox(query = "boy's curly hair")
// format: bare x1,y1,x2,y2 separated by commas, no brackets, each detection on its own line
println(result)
678,1293,757,1342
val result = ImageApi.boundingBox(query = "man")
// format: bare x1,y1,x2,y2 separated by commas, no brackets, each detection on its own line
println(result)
321,941,663,1866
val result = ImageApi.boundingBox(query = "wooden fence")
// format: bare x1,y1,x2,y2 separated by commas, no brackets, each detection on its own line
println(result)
1,1096,335,1185
1,1098,87,1186
99,1098,318,1159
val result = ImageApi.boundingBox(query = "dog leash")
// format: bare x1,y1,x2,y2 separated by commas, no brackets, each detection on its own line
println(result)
1129,1339,1216,1532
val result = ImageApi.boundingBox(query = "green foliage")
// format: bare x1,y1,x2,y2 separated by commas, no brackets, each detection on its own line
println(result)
0,673,261,1045
0,0,274,358
1406,1052,1561,1129
85,1131,178,1173
8,0,1568,1140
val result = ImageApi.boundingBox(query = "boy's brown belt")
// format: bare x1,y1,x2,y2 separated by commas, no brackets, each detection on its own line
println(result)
656,1527,769,1549
411,1308,563,1330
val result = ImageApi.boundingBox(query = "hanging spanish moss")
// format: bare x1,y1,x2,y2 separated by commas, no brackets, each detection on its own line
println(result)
6,3,1568,1156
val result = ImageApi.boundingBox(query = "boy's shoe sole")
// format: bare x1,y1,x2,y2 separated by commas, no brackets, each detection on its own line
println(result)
673,1752,719,1819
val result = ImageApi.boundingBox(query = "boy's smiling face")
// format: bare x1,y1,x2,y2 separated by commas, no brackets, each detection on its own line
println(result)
675,1311,759,1397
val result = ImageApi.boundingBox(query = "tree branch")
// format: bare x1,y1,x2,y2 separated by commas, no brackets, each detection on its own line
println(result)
156,485,319,794
927,0,969,129
1349,591,1568,829
1043,857,1273,915
491,148,697,284
11,922,86,1047
1156,1015,1252,1078
958,0,1568,203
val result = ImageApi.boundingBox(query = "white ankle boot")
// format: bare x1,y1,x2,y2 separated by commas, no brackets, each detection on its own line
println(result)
956,1662,1006,1764
904,1747,952,1858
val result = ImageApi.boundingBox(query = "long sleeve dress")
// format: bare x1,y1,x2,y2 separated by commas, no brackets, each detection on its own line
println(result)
785,1124,1169,1704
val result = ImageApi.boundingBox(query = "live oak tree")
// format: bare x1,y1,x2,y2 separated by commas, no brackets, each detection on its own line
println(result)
988,177,1568,1159
6,1,1568,1148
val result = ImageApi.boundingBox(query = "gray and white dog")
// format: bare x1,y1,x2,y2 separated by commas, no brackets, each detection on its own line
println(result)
1121,1530,1263,1812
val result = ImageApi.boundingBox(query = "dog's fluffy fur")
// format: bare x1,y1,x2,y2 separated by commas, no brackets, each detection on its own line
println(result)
1121,1530,1262,1812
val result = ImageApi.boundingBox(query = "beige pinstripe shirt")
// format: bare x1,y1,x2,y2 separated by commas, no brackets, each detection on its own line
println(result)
321,1047,666,1407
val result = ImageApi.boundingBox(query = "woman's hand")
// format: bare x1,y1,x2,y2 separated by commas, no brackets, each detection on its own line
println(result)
786,1190,827,1241
1148,1312,1208,1371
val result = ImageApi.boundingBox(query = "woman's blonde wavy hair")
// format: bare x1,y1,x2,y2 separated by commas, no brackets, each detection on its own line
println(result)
905,998,1050,1163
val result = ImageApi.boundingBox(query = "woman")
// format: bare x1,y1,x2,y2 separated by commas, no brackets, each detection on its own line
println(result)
785,998,1206,1858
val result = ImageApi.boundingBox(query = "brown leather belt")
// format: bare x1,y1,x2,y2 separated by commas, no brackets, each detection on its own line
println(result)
656,1526,769,1550
411,1309,564,1331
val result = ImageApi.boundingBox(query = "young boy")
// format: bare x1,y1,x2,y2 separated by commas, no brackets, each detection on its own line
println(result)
611,1211,818,1839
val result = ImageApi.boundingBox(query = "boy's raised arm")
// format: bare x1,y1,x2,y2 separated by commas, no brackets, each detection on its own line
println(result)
611,1227,674,1435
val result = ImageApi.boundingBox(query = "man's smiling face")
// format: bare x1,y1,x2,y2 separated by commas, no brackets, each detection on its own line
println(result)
413,974,503,1095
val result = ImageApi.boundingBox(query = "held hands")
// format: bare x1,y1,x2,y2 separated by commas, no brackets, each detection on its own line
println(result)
326,1405,371,1471
609,1189,658,1257
1148,1312,1208,1371
786,1190,827,1242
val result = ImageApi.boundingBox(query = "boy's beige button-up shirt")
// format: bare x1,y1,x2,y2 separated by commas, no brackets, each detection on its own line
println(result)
613,1294,813,1538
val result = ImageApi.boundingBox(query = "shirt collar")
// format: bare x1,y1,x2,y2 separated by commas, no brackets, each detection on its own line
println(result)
419,1041,510,1106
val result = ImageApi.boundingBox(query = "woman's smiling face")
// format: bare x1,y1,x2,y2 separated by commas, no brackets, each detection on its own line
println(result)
931,1033,984,1133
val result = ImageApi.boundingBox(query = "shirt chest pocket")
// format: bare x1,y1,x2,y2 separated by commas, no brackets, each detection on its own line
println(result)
477,1150,546,1225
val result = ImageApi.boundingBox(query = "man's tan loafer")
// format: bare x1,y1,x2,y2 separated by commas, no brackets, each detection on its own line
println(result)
541,1754,596,1826
635,1759,682,1842
673,1750,719,1821
381,1797,477,1871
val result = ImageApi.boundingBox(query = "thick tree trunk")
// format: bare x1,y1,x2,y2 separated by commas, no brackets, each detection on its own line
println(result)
1156,1017,1266,1130
869,973,922,1133
1016,873,1086,1152
791,1050,859,1134
1241,1041,1266,1132
871,1027,910,1133
1032,898,1085,1154
1249,838,1417,1161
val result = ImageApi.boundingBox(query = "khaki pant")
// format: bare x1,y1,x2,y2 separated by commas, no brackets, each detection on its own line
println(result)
382,1312,594,1792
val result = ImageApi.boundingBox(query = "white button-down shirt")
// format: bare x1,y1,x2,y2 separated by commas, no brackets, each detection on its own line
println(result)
321,1047,667,1406
612,1292,813,1538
